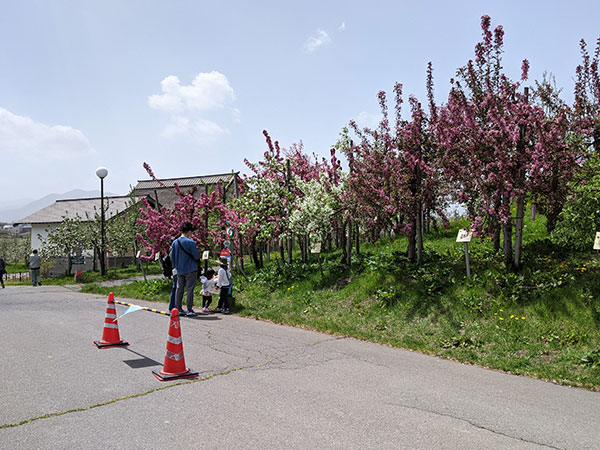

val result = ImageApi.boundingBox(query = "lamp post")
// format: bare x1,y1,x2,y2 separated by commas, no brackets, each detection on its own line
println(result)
95,166,108,276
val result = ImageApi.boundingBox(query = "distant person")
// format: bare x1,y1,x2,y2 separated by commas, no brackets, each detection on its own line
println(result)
0,255,6,288
170,222,200,317
199,268,218,312
215,256,231,314
28,249,42,287
163,242,178,312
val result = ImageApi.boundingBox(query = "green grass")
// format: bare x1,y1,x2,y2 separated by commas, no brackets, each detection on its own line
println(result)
4,263,163,286
81,276,174,303
72,208,600,390
6,262,28,273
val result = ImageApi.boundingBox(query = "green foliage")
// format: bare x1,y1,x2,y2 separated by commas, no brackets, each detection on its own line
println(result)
552,153,600,250
581,350,600,368
0,235,30,264
135,278,172,297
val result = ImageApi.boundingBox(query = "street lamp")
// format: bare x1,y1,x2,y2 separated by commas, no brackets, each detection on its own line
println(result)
95,166,108,276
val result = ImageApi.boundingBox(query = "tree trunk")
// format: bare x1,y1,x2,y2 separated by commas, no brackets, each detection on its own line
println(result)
492,224,501,252
66,254,73,276
416,204,424,264
503,195,513,268
259,242,264,267
407,220,417,263
340,223,348,265
239,243,245,271
279,239,284,261
287,236,293,264
251,238,261,268
514,196,525,270
545,207,560,233
346,219,352,265
355,223,360,256
300,235,307,263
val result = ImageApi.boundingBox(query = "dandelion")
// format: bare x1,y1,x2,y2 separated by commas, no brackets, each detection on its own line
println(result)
510,315,514,318
500,309,504,312
521,316,526,320
499,317,504,320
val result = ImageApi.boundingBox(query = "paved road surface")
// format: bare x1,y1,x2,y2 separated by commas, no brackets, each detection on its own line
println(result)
1,286,598,449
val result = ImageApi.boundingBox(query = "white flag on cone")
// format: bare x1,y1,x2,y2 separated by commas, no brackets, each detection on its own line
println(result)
114,304,144,321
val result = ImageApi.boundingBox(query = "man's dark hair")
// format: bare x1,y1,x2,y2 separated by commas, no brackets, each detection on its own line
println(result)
180,222,194,233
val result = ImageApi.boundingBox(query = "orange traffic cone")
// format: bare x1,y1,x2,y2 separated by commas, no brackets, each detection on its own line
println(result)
152,309,199,381
93,292,129,349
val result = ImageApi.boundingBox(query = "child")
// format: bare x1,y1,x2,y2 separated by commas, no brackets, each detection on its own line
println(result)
199,269,218,312
216,257,232,314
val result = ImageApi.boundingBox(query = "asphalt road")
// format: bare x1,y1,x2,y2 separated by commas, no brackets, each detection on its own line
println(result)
0,285,598,449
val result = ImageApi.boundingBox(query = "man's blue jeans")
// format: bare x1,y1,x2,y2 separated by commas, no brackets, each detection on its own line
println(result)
167,277,177,312
175,271,197,311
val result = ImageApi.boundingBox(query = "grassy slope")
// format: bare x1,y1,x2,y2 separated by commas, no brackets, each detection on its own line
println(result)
78,209,600,390
234,211,600,391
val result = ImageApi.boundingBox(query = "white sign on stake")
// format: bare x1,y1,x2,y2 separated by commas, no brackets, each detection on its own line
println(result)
202,250,210,260
456,228,473,243
594,232,600,250
310,241,322,254
136,250,141,258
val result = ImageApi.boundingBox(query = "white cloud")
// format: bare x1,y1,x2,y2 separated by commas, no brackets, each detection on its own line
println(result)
232,108,241,124
0,107,93,161
303,29,332,54
148,71,235,113
339,22,346,31
161,116,227,144
355,111,383,129
160,116,190,139
148,71,237,144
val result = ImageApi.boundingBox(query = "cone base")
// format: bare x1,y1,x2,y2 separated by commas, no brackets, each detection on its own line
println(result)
93,340,130,349
152,368,199,381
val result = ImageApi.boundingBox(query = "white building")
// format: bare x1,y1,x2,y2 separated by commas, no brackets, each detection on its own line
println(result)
16,196,135,252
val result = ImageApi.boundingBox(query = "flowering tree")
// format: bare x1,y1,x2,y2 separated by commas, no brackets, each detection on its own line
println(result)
436,15,569,269
233,130,332,266
136,163,230,261
573,37,600,152
346,76,445,263
288,174,345,248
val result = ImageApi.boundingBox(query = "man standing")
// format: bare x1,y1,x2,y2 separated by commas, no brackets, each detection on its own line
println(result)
0,255,6,288
170,222,200,317
28,249,42,287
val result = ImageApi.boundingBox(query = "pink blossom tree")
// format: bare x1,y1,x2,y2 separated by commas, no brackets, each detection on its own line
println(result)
136,163,231,261
436,15,574,269
345,76,446,264
573,37,600,152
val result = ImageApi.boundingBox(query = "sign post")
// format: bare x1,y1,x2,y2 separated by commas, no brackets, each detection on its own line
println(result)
594,232,600,251
456,228,473,278
311,241,323,275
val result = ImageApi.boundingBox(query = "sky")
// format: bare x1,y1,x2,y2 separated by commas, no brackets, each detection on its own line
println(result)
2,0,600,203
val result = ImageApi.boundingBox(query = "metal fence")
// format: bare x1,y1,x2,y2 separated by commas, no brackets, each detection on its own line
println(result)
4,272,31,281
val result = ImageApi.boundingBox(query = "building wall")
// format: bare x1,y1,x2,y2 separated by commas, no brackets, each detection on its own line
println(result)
31,224,52,251
30,223,93,256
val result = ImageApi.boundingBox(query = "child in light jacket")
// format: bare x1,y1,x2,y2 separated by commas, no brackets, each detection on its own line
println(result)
199,269,218,312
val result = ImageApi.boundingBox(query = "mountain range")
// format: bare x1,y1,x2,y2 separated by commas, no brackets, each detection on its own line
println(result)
0,189,118,223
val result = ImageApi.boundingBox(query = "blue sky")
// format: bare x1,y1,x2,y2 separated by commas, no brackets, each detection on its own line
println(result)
2,0,600,202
